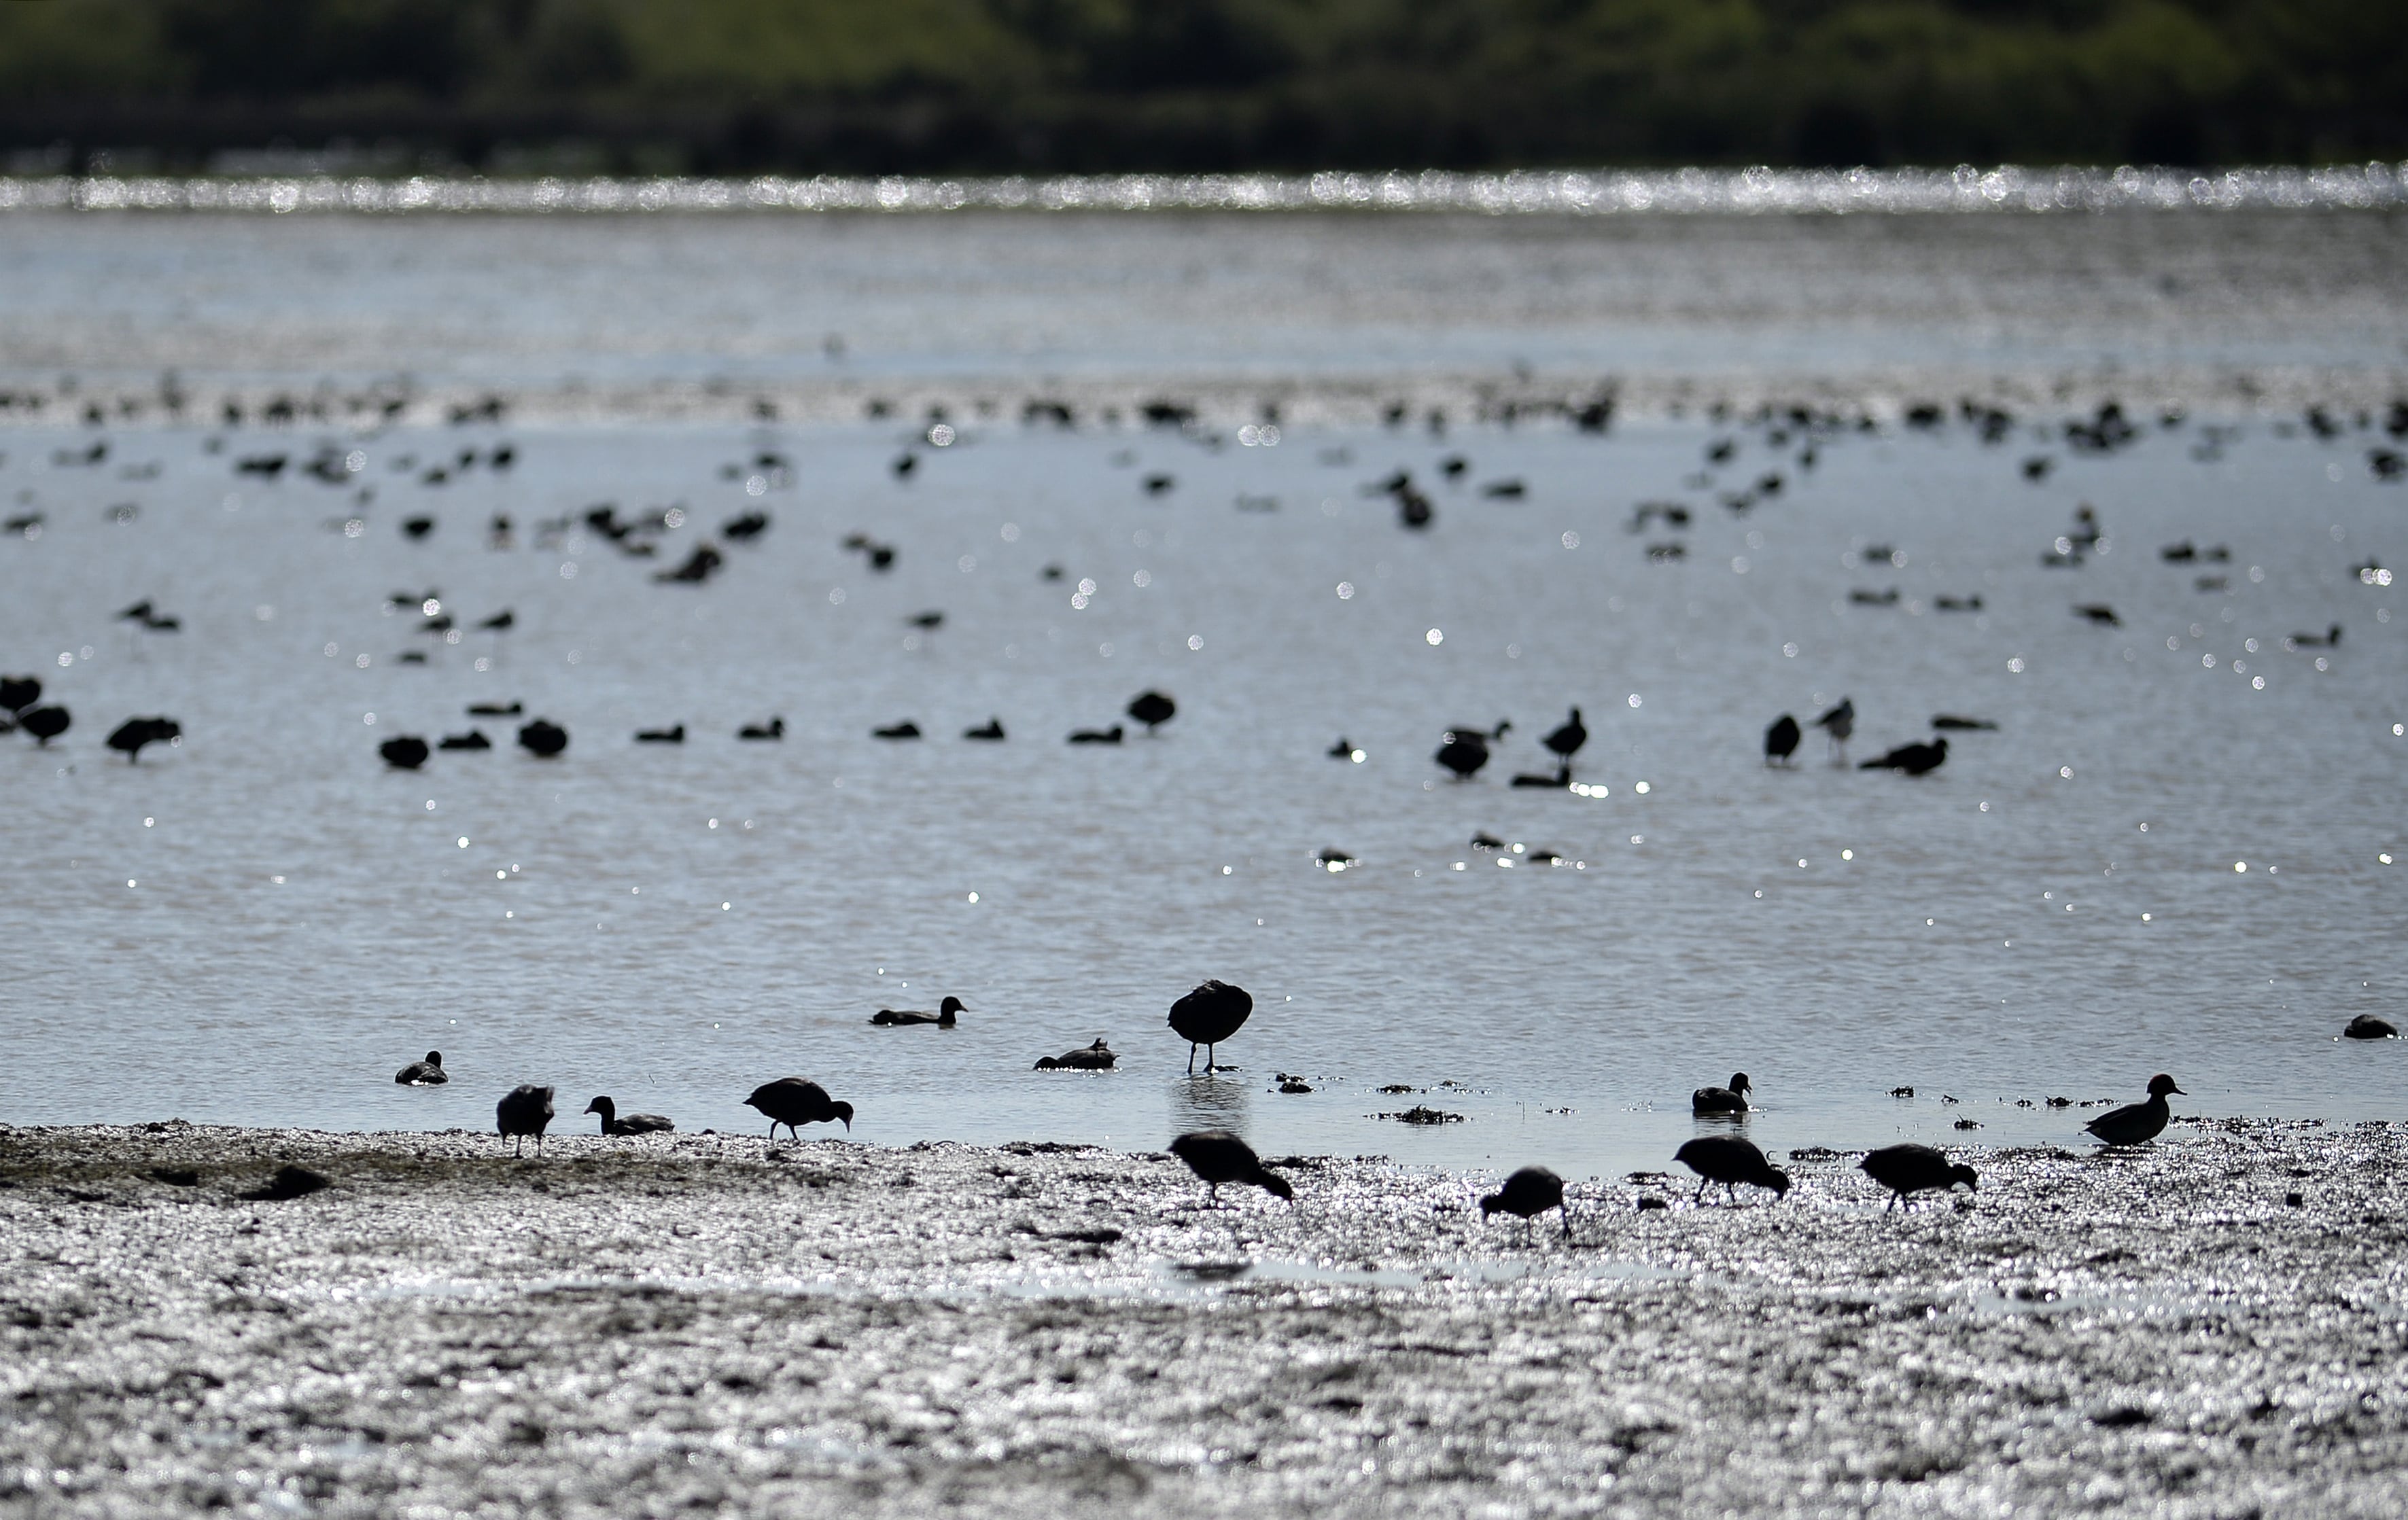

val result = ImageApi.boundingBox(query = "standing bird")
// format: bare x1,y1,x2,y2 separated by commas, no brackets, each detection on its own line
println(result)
517,719,568,758
0,675,41,714
1813,697,1854,762
584,1096,675,1135
744,1078,853,1141
1542,707,1587,769
496,1084,555,1157
1860,1144,1978,1209
379,735,431,770
1168,1130,1293,1205
107,716,181,762
1764,713,1800,766
2084,1073,2184,1146
1673,1136,1790,1203
20,706,70,745
1127,690,1176,732
1692,1073,1753,1116
1434,729,1492,779
394,1050,447,1085
1168,980,1253,1074
871,995,964,1027
1481,1166,1571,1237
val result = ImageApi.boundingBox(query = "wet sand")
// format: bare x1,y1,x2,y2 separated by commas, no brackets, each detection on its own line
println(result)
5,1120,2405,1516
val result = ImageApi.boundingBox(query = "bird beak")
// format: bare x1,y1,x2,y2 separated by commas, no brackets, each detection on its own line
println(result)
2169,1084,2186,1095
842,1118,852,1132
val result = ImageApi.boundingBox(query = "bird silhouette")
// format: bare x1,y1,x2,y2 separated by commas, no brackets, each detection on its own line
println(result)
1481,1166,1570,1237
496,1084,555,1157
1930,715,1997,731
379,735,430,770
2344,1014,2398,1040
2084,1074,2183,1146
871,995,964,1027
738,718,784,741
467,701,522,717
584,1096,674,1135
873,721,922,740
439,730,491,751
1034,1039,1117,1070
1326,737,1354,758
1692,1073,1752,1116
744,1078,853,1141
2287,624,2342,648
2074,604,2121,626
1435,729,1492,779
477,610,514,631
1673,1136,1790,1203
1168,1130,1292,1205
963,718,1006,741
1068,724,1123,745
1541,707,1586,764
0,675,40,713
1128,690,1176,732
394,1051,447,1085
107,717,180,762
1860,1144,1978,1210
1813,698,1854,762
1860,738,1948,775
1764,714,1800,765
20,706,71,745
1168,980,1252,1074
517,719,568,758
634,725,684,743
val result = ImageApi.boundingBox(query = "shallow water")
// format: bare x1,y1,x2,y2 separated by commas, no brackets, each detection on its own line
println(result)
0,210,2402,1180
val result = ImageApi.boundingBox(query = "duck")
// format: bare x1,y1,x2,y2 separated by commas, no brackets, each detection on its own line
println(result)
1168,980,1253,1074
1326,736,1354,758
20,706,69,745
2084,1073,2183,1146
584,1095,674,1136
873,721,922,740
438,730,491,750
1860,738,1948,775
496,1084,555,1157
1035,1039,1117,1070
1764,713,1800,765
2343,1014,2398,1040
1692,1073,1752,1116
1471,832,1505,850
1673,1135,1790,1204
871,995,964,1027
963,718,1006,741
394,1050,447,1085
738,718,784,741
1480,1166,1570,1236
634,724,684,743
1068,724,1123,745
743,1078,853,1141
1168,1130,1292,1205
1859,1144,1978,1209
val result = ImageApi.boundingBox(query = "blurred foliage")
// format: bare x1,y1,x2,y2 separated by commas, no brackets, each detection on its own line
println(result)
0,0,2401,170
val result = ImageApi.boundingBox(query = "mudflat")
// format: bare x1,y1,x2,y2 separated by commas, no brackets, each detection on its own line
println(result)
3,1120,2404,1517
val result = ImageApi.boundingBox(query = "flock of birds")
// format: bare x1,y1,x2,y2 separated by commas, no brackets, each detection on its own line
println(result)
396,976,2195,1232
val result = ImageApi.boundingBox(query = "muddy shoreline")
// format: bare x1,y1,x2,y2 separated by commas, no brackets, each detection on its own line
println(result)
4,1120,2405,1517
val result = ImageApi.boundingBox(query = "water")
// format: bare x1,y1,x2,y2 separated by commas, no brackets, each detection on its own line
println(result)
1,204,2401,1181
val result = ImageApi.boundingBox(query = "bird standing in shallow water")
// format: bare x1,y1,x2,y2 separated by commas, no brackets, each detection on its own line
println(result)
1673,1136,1790,1203
584,1096,674,1135
1169,980,1253,1073
1765,714,1800,765
1814,698,1854,762
744,1078,853,1141
496,1084,554,1157
871,995,964,1027
1482,1166,1570,1236
1860,1144,1978,1209
2084,1074,2183,1146
1128,690,1176,732
1168,1130,1293,1205
1692,1073,1752,1116
1542,707,1586,770
395,1050,447,1085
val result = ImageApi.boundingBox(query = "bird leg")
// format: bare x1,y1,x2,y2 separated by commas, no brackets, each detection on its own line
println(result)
1187,1044,1198,1076
1559,1205,1572,1239
1692,1176,1709,1204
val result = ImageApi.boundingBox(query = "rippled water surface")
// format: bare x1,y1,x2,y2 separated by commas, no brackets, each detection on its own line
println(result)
1,209,2401,1179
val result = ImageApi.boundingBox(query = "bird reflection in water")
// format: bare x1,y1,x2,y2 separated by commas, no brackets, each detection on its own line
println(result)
1168,1072,1251,1138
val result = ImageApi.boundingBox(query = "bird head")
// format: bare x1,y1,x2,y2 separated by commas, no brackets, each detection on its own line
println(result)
583,1097,612,1118
2146,1073,2184,1097
1765,1166,1792,1199
833,1101,854,1131
1949,1165,1981,1192
425,1051,442,1066
940,996,967,1016
1730,1073,1752,1095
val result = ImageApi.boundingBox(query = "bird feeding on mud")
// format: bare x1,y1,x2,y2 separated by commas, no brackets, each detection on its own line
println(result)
1481,1167,1571,1237
1859,1144,1978,1209
2084,1074,2183,1146
1673,1136,1790,1204
744,1078,854,1142
1168,1131,1293,1206
1169,980,1253,1074
496,1084,555,1157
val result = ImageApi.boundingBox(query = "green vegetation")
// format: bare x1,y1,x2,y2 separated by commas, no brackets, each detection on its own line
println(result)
1,1,2401,172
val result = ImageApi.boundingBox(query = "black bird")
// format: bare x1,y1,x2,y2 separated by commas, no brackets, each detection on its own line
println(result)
105,716,180,762
1934,595,1984,612
401,516,435,540
115,599,156,622
1128,690,1176,732
496,1084,555,1158
1327,737,1354,758
1673,1136,1790,1204
1168,1130,1293,1205
1764,713,1800,765
2074,603,2121,626
634,724,684,743
963,718,1006,741
739,718,784,741
1692,1073,1752,1116
907,611,943,631
1541,707,1586,764
0,675,40,713
1068,724,1123,744
379,735,431,770
1931,715,1997,731
394,1050,447,1085
1860,1144,1978,1210
1510,763,1569,788
2084,1073,2183,1146
871,995,964,1027
1481,1166,1571,1236
415,616,453,634
1034,1039,1116,1070
722,512,770,542
1168,980,1252,1074
873,721,922,740
1435,729,1492,779
1813,698,1854,761
439,730,491,751
743,1078,853,1141
1142,473,1175,496
654,544,725,584
1471,832,1505,850
2344,1014,2398,1040
2288,624,2342,648
517,719,568,758
468,701,522,717
20,706,70,745
584,1096,675,1136
1860,738,1948,775
477,610,514,631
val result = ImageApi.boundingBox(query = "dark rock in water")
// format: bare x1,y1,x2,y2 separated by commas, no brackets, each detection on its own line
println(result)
517,720,568,758
2343,1014,2397,1040
20,705,70,745
1380,1106,1466,1125
379,735,430,770
239,1165,331,1201
108,716,181,762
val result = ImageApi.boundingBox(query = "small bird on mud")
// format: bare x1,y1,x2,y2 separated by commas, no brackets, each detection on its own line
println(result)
497,1084,555,1157
1673,1136,1790,1204
871,995,964,1027
1764,713,1800,765
584,1096,674,1135
1169,980,1253,1074
2084,1074,2183,1146
1034,1039,1117,1070
1859,1144,1978,1209
394,1050,447,1085
744,1078,853,1141
1692,1073,1753,1116
1168,1130,1293,1205
1481,1166,1571,1236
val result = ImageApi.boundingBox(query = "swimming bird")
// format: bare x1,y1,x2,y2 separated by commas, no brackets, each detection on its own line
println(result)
1673,1135,1790,1203
1860,1144,1978,1209
1128,690,1176,732
379,735,430,770
2074,604,2122,626
517,719,568,758
1764,713,1800,765
1481,1166,1571,1236
1035,1039,1117,1070
1813,698,1853,762
1542,707,1586,765
1068,724,1123,744
439,730,491,751
1510,762,1569,789
2344,1014,2398,1040
1169,980,1252,1074
20,706,70,744
743,1078,853,1141
873,721,922,739
2084,1074,2183,1146
107,716,180,762
963,718,1006,741
584,1096,674,1135
394,1050,447,1085
1168,1130,1293,1205
907,611,943,631
468,701,522,717
1931,715,1997,730
1692,1073,1752,1115
496,1084,555,1157
634,724,684,743
1316,847,1356,867
738,718,784,740
1860,738,1948,775
871,995,964,1027
1434,729,1492,779
2287,624,2342,649
1327,736,1353,758
1471,832,1506,850
477,610,514,631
